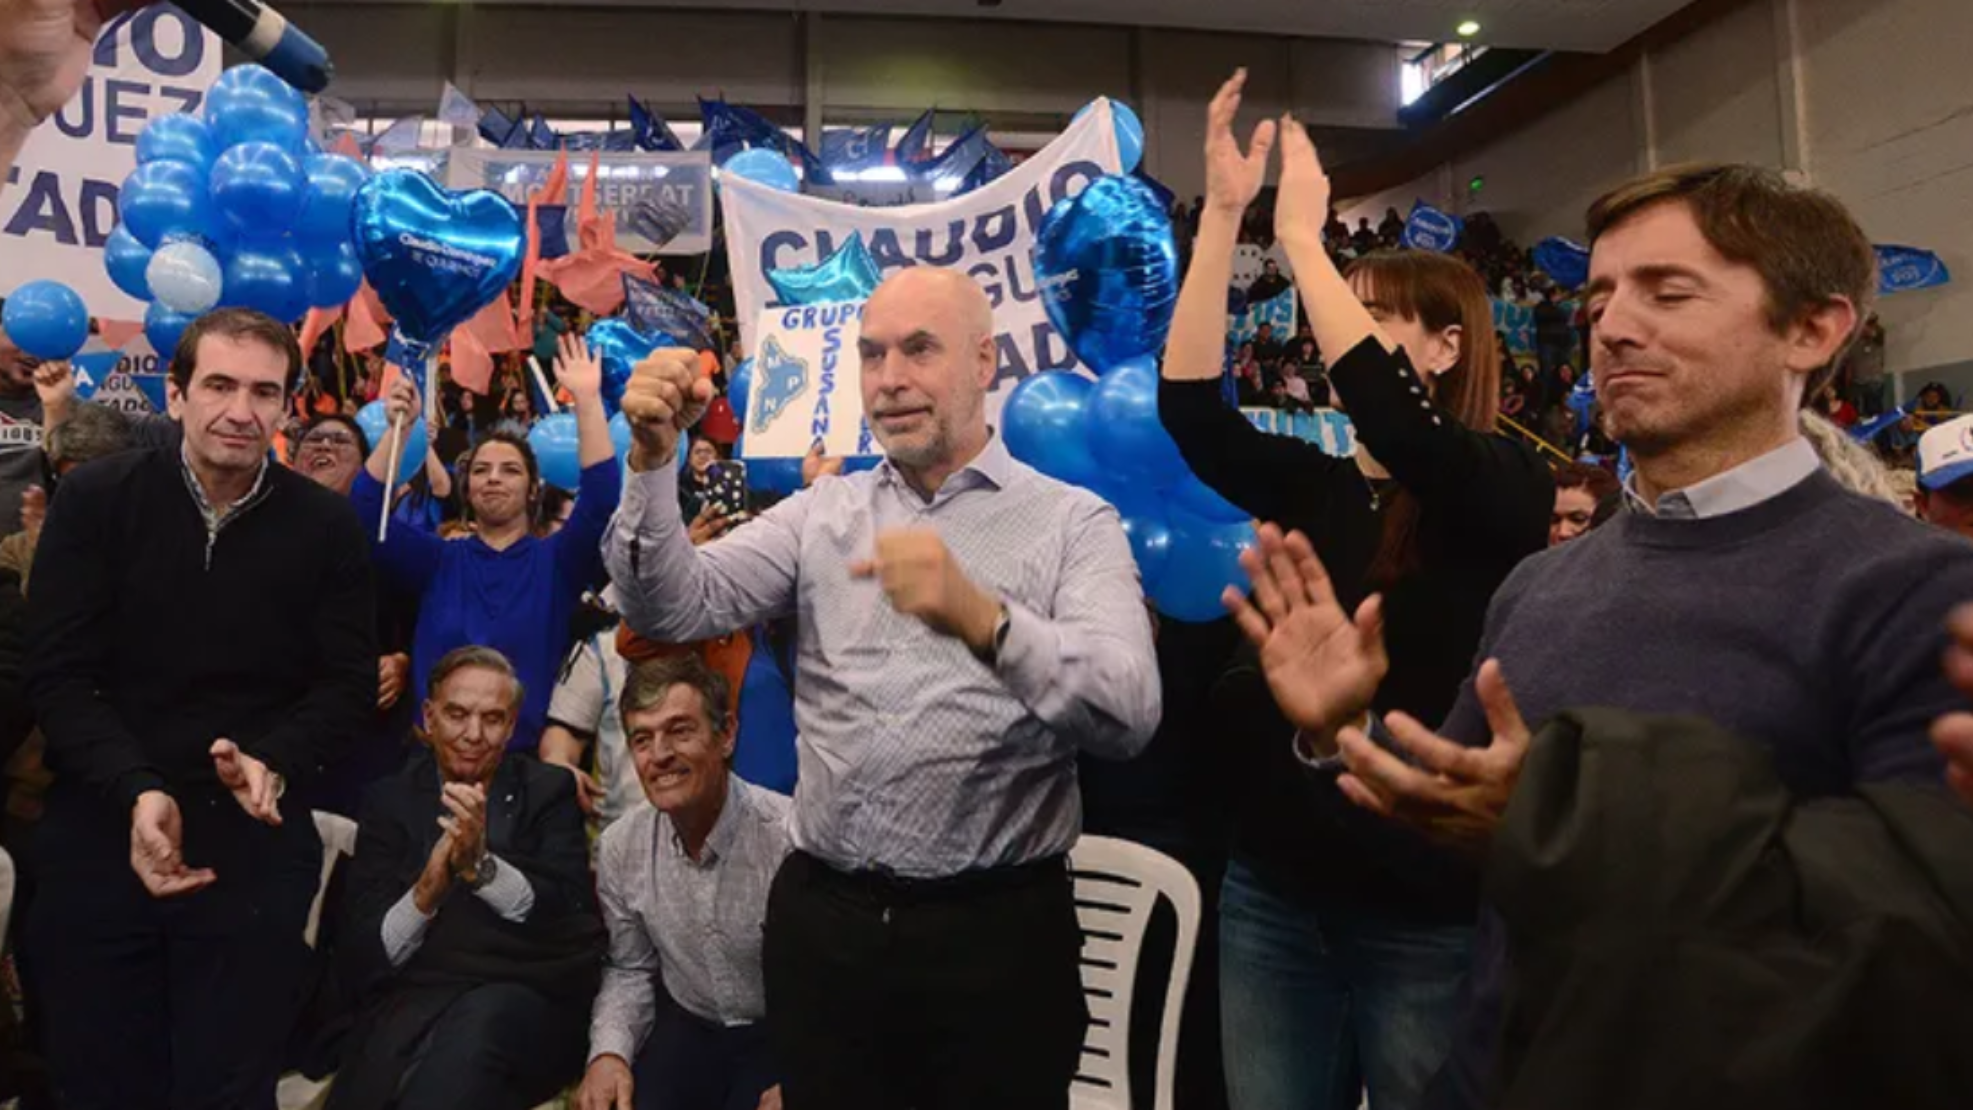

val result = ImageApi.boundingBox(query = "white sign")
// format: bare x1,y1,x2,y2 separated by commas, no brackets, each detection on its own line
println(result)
1,7,222,318
720,104,1122,418
446,148,714,255
741,302,873,460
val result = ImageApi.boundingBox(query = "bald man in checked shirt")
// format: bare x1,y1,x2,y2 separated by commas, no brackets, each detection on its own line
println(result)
604,268,1160,1110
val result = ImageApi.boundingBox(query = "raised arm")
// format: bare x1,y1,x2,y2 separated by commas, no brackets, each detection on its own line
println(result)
353,372,444,592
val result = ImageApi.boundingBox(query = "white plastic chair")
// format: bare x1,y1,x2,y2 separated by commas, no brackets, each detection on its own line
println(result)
304,811,359,950
0,843,15,950
1068,835,1202,1110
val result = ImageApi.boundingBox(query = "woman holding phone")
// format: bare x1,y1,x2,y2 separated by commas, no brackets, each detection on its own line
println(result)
1158,71,1552,1110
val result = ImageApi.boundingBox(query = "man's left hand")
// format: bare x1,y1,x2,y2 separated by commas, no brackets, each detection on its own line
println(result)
439,782,489,879
756,1086,783,1110
1930,603,1973,806
210,739,284,826
850,529,1001,653
1334,660,1531,850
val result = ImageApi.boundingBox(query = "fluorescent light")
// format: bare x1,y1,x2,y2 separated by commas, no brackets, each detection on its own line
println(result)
1456,19,1481,37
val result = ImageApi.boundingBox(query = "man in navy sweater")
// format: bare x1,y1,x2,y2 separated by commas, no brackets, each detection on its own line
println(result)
26,307,376,1108
1225,162,1973,1106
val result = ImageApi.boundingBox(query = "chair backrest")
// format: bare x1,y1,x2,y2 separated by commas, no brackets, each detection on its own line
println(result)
304,810,360,949
1068,835,1202,1110
0,844,14,952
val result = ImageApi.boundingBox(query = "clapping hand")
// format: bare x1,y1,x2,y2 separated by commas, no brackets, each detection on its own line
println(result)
211,739,283,826
129,790,216,898
1203,69,1277,216
1273,110,1334,248
555,332,603,402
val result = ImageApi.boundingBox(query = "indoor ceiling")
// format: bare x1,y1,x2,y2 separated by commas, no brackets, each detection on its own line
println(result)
438,0,1701,53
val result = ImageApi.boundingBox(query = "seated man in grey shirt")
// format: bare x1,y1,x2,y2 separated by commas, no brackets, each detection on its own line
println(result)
578,654,790,1110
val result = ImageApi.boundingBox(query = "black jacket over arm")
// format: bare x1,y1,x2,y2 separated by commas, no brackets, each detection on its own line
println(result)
26,448,377,807
1159,337,1552,918
332,751,602,1108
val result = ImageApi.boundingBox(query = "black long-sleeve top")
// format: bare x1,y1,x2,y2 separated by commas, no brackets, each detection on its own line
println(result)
1160,337,1552,919
26,447,377,808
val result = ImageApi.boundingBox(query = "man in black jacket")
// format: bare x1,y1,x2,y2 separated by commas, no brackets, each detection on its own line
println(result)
330,646,600,1110
25,307,377,1109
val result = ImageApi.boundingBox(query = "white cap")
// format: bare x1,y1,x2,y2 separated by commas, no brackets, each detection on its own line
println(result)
1918,414,1973,491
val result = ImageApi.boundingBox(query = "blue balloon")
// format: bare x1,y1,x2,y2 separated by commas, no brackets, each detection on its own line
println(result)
1085,359,1190,489
746,455,804,496
351,170,526,349
1001,370,1100,488
224,244,307,322
767,233,882,306
144,302,197,361
528,413,582,491
1075,99,1143,173
136,113,217,173
354,400,430,485
104,225,155,300
204,64,308,152
1149,512,1256,623
723,149,799,194
296,153,370,245
210,141,304,234
727,358,754,423
118,160,214,249
1165,473,1250,523
1,281,89,360
608,412,635,470
1033,174,1179,373
586,318,672,417
304,241,364,309
1106,494,1174,593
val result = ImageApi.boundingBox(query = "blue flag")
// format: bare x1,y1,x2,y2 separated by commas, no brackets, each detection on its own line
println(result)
822,125,892,174
956,139,1014,195
130,374,170,414
1400,200,1463,253
698,98,834,186
896,108,936,168
478,105,516,147
528,114,559,151
72,351,120,400
624,273,714,350
1851,405,1909,442
628,97,685,152
911,125,990,182
535,204,570,260
1533,237,1591,290
1875,245,1951,295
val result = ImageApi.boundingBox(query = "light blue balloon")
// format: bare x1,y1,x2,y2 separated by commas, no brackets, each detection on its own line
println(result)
1074,99,1144,174
144,301,197,361
224,244,307,323
723,148,800,194
1165,473,1250,523
136,113,217,173
118,160,214,249
1149,511,1255,623
146,240,224,314
586,319,671,418
767,233,881,306
2,282,89,360
727,358,754,423
304,241,364,309
351,170,526,347
210,141,304,235
1085,358,1190,489
608,411,634,469
355,400,430,485
296,153,370,245
1001,370,1100,488
204,64,308,152
104,225,155,300
529,413,582,491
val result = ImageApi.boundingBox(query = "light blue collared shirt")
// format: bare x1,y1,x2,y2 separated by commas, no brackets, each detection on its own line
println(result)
603,432,1161,878
1623,437,1823,520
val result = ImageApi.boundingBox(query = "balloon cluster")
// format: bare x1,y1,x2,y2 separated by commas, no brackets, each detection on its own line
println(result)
1008,173,1255,622
109,65,371,357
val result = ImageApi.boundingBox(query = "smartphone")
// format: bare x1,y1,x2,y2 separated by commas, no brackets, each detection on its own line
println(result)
710,460,749,520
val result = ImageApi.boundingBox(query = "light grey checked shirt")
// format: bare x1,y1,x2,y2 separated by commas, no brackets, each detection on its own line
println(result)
604,432,1160,879
589,777,792,1064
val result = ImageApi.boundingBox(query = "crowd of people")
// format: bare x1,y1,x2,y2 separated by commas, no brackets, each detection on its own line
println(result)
3,8,1973,1109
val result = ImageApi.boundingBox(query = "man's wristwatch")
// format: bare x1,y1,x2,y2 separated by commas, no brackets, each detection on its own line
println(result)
972,602,1011,666
462,853,497,891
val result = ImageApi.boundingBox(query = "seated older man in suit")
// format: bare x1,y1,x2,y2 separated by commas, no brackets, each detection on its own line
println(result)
332,646,603,1110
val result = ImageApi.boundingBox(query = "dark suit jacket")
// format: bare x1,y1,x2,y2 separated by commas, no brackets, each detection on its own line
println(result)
330,749,602,1108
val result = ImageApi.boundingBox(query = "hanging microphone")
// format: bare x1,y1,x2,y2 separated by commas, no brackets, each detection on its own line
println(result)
172,0,334,94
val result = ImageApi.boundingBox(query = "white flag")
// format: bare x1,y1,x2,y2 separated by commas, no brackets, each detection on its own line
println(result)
438,82,481,129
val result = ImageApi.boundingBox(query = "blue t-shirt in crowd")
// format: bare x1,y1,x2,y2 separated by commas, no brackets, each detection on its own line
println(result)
733,626,798,795
352,460,621,751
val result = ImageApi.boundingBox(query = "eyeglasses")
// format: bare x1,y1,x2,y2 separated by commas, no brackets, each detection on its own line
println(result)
301,432,359,449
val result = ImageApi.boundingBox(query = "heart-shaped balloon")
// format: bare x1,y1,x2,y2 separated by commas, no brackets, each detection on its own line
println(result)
351,170,525,362
1032,174,1179,374
585,318,674,417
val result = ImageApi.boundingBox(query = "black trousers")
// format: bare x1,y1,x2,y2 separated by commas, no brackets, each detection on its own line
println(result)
631,988,776,1110
372,983,588,1110
26,785,321,1110
762,851,1087,1110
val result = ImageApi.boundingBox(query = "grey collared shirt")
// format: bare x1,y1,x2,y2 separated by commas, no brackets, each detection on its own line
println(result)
589,777,792,1063
178,442,270,568
603,432,1160,878
1622,437,1822,520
